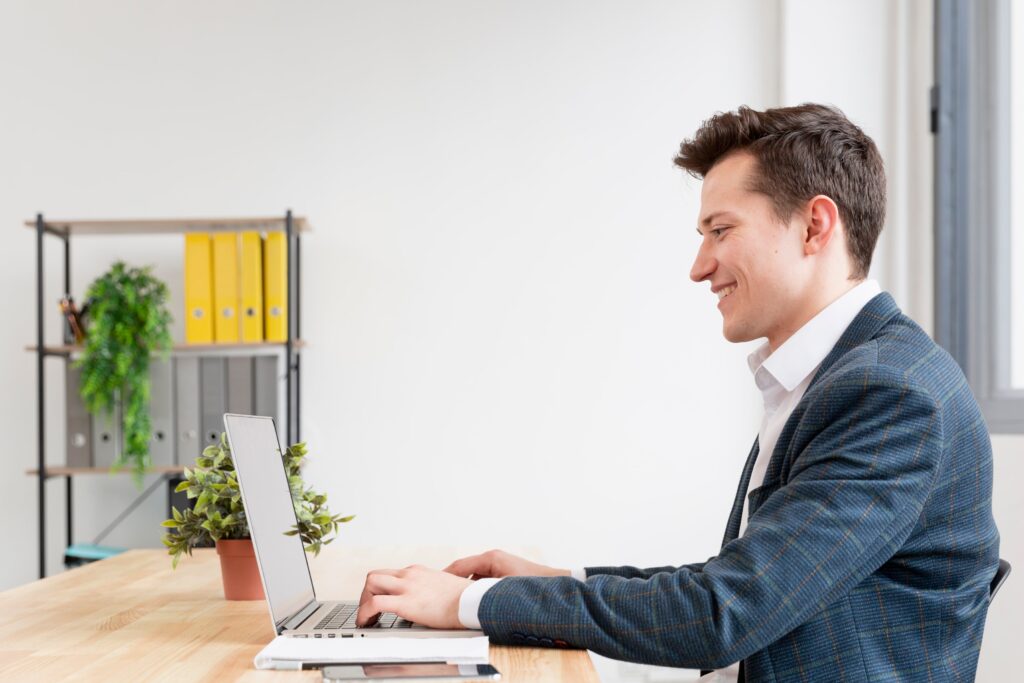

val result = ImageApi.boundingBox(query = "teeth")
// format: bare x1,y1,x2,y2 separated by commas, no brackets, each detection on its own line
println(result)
716,285,737,300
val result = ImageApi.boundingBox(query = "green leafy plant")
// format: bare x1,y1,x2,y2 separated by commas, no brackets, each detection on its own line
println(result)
76,261,172,483
161,434,354,568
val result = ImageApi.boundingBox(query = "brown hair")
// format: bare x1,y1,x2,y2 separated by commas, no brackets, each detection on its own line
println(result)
675,103,885,279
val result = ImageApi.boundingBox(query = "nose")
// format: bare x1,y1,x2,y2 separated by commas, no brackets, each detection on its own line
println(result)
690,239,716,283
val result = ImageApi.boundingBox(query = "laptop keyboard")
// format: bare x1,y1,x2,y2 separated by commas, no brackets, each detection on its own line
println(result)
314,603,414,630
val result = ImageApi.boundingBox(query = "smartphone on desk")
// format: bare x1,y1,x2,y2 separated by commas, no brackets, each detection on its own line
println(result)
322,663,500,681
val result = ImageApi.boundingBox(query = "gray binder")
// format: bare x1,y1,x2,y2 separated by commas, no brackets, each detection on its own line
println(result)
226,357,254,415
199,357,227,447
168,476,191,518
148,359,175,466
92,402,120,468
174,357,201,464
254,355,279,420
65,366,93,467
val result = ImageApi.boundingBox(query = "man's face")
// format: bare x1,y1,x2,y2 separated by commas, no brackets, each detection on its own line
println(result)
689,151,809,346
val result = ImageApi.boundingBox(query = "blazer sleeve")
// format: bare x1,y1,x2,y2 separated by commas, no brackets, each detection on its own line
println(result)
477,366,945,669
583,561,709,580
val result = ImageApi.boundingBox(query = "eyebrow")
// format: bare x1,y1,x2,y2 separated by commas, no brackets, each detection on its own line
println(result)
696,211,738,236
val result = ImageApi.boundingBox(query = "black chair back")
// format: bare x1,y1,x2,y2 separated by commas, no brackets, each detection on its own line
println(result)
990,558,1011,602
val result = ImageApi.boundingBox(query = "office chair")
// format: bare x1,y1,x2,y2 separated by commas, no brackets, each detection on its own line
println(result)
990,558,1011,602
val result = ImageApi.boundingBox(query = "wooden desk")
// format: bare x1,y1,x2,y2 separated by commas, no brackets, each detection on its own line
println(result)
0,547,598,682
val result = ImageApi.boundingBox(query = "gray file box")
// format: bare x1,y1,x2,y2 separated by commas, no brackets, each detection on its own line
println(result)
254,355,279,420
92,402,120,468
174,357,201,464
226,357,254,415
199,357,227,447
148,358,175,466
65,366,93,467
168,475,191,518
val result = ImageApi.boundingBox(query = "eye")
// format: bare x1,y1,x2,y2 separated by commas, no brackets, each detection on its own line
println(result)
710,226,731,238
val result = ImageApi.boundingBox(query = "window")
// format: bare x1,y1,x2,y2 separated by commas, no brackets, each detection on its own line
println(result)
1012,0,1023,389
934,0,1024,431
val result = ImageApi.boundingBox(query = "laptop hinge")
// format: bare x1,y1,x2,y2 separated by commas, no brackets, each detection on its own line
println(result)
281,600,321,633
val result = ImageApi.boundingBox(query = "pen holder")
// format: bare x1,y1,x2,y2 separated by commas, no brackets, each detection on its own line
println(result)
215,539,265,600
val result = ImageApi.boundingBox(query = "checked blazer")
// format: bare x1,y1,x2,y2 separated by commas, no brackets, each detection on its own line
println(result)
477,293,1000,682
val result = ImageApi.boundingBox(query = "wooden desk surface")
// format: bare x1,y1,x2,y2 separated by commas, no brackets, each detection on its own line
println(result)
0,546,598,682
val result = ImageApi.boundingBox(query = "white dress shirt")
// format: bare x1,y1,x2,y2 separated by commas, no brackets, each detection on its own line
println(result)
457,280,883,663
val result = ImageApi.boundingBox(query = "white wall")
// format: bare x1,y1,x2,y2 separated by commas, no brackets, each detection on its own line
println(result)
0,0,772,595
0,1,1015,681
977,435,1024,681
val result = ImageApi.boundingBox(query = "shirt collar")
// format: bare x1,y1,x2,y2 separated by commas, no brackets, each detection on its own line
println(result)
748,279,882,392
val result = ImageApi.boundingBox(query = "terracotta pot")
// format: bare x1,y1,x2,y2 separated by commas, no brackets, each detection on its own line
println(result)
215,538,265,600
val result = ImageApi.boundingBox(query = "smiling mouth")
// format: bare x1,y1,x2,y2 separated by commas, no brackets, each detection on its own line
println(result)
716,284,737,301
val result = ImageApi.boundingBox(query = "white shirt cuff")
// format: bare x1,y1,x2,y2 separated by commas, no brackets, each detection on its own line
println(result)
701,663,740,680
457,577,502,630
570,567,587,581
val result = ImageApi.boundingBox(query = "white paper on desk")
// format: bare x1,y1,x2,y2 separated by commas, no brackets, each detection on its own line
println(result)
253,636,490,670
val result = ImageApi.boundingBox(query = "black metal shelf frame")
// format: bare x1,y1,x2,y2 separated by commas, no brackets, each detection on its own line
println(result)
33,210,303,578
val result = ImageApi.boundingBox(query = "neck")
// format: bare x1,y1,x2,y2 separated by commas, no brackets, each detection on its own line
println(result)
766,277,863,352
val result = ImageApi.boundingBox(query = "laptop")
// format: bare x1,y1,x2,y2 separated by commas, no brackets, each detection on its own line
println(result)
223,413,482,639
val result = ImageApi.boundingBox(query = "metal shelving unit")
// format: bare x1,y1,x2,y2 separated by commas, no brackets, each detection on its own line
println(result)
29,211,306,578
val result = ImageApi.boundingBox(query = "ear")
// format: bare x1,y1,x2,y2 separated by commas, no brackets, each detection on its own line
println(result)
803,194,841,256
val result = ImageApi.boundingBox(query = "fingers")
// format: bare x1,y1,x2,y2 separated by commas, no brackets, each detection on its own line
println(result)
442,556,472,577
367,567,403,578
358,564,473,630
356,594,401,627
444,553,490,578
359,568,401,602
366,573,404,595
357,568,406,627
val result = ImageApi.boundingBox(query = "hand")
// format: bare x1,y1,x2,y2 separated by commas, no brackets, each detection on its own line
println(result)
444,549,570,580
356,564,473,629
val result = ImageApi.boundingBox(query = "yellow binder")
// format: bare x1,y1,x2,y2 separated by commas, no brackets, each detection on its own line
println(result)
239,231,264,343
183,233,214,344
212,232,240,343
263,232,288,342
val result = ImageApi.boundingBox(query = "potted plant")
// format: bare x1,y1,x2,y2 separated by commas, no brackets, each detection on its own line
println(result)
161,434,354,600
76,261,173,483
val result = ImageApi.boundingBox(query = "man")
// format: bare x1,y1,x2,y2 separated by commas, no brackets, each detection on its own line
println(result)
355,104,1000,681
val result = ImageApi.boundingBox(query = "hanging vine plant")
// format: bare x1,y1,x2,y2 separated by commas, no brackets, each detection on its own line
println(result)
76,261,173,483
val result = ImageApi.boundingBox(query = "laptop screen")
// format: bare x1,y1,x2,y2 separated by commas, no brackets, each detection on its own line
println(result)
224,414,316,629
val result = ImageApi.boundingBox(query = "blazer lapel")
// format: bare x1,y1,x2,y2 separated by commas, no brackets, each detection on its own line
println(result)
805,292,900,390
742,292,903,519
722,437,760,547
